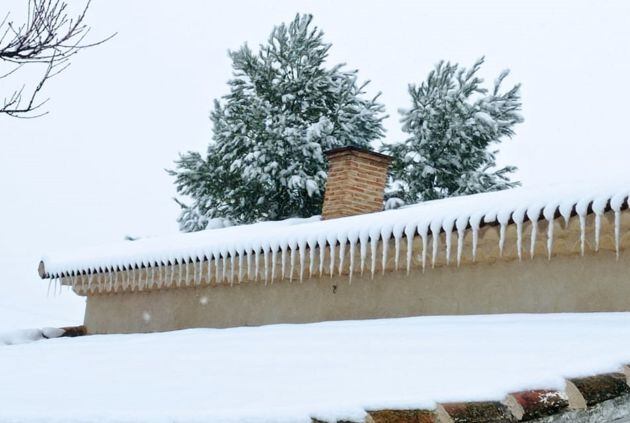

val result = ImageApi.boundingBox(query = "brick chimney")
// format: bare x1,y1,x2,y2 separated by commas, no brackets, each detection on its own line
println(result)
321,146,392,220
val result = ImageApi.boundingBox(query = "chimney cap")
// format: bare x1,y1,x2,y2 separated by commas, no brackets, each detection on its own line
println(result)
324,146,392,163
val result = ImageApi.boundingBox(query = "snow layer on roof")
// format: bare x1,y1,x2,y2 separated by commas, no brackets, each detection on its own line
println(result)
40,181,630,279
2,313,630,422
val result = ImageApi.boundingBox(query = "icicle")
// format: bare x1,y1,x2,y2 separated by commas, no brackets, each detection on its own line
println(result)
329,238,336,278
359,232,369,275
195,260,201,285
615,210,621,259
157,265,163,288
592,197,607,253
579,214,586,256
338,239,346,276
526,207,541,259
254,249,260,282
206,258,212,285
183,261,189,286
529,220,538,259
516,220,523,260
142,267,148,291
542,204,557,260
222,254,228,283
290,244,296,282
238,252,243,283
511,209,526,261
430,222,440,269
495,210,508,257
443,220,454,266
381,227,392,275
192,261,197,286
298,239,307,282
575,196,590,255
318,237,326,277
270,247,277,284
455,215,468,266
457,229,464,266
559,201,574,228
370,234,378,279
215,253,221,284
405,225,415,275
472,227,478,262
381,239,389,275
337,240,346,275
545,219,554,260
418,225,428,273
281,245,287,280
120,267,126,290
349,238,356,283
176,260,182,287
469,214,482,262
393,227,403,271
263,247,269,285
230,254,236,286
246,249,252,281
308,239,316,278
611,194,626,260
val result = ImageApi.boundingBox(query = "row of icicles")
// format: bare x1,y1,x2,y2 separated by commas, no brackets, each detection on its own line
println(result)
50,203,626,295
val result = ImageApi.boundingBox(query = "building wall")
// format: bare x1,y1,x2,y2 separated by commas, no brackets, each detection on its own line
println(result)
82,210,630,334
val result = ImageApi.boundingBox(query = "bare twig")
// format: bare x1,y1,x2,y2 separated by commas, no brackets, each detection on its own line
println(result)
0,0,115,117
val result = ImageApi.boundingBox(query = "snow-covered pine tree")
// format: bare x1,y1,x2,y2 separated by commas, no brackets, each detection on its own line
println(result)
383,58,522,205
170,14,385,231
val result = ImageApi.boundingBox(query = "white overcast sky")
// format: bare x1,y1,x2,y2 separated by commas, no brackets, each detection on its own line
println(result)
2,0,630,327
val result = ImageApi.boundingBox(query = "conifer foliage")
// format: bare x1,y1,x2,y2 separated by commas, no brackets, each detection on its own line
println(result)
171,14,385,231
384,58,522,204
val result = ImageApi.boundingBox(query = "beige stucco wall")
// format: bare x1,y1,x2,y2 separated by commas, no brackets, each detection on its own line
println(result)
82,210,630,334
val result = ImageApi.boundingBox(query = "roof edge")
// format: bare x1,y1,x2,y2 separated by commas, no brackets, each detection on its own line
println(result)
324,146,392,162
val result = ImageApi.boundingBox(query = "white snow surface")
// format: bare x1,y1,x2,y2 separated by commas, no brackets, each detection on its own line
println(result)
0,327,64,346
40,181,630,280
2,313,630,422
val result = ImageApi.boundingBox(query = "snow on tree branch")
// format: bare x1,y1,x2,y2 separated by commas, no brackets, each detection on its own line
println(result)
384,57,523,204
170,14,386,230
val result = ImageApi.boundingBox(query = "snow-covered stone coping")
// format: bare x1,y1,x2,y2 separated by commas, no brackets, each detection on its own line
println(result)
39,181,630,281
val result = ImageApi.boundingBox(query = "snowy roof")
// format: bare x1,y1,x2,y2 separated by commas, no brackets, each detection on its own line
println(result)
3,313,630,421
39,181,630,279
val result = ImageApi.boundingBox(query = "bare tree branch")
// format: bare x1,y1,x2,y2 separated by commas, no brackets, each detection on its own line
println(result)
0,0,115,117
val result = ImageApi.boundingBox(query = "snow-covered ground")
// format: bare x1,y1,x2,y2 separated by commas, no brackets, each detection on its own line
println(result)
1,313,630,422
